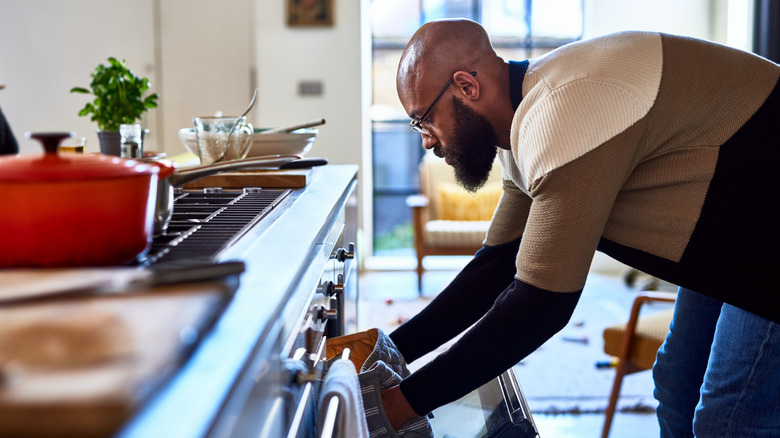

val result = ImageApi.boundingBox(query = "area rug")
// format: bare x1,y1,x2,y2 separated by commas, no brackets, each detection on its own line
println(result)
359,270,675,415
512,273,668,414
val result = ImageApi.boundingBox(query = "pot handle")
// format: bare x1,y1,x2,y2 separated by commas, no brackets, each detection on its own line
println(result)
170,154,302,186
279,157,328,169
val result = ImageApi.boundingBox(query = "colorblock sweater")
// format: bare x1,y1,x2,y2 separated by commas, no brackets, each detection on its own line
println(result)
390,31,780,416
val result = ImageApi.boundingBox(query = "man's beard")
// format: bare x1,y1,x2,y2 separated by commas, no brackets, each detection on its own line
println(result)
445,96,499,192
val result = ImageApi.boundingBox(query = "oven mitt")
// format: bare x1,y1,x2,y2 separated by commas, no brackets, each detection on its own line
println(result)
358,360,434,438
327,328,410,377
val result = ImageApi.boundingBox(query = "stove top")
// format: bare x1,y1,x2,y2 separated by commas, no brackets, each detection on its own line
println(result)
139,187,290,267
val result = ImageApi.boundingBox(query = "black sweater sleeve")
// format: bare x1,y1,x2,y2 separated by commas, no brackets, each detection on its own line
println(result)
389,237,522,364
399,279,582,415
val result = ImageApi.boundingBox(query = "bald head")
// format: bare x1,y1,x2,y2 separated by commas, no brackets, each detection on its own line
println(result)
396,19,515,150
397,19,497,101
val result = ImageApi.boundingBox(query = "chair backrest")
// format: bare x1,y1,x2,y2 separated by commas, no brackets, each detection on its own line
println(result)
418,150,503,221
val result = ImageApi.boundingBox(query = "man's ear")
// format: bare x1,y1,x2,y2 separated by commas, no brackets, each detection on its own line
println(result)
453,70,479,101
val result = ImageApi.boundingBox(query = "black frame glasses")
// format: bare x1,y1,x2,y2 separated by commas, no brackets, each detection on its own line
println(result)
409,71,477,135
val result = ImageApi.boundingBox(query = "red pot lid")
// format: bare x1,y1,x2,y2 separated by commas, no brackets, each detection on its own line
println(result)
0,132,160,182
148,159,176,179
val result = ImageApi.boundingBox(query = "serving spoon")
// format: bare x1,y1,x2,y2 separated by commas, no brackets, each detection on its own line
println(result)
217,88,259,162
259,118,326,135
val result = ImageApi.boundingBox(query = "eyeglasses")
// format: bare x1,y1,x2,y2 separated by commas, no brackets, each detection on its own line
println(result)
409,71,477,135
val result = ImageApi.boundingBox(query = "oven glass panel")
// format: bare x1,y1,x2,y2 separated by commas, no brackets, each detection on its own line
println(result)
430,370,539,438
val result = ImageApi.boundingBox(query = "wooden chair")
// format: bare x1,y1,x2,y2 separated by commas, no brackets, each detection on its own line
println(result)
406,151,502,291
601,291,677,438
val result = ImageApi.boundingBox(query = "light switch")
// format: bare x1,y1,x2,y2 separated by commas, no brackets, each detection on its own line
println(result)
298,80,324,96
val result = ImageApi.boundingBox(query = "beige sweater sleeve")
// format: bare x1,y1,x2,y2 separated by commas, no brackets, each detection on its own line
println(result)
484,176,531,247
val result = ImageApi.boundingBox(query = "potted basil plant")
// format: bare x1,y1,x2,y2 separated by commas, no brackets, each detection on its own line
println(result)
70,57,159,156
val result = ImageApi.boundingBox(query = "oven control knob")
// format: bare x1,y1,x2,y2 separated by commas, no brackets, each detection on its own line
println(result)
333,274,345,294
317,281,336,296
315,303,337,322
335,243,355,262
317,280,344,297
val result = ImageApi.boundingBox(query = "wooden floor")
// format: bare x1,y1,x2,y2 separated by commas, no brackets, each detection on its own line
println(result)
357,257,661,438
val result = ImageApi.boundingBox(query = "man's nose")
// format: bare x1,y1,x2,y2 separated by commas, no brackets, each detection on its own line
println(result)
421,133,438,150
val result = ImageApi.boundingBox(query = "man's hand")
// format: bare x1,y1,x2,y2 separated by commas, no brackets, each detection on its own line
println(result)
381,385,418,431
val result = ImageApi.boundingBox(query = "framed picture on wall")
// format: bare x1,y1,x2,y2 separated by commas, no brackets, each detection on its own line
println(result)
287,0,334,27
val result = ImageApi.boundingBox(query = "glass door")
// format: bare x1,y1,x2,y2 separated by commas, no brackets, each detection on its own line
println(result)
369,0,584,258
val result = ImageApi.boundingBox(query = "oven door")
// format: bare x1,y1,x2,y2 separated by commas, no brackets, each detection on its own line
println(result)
428,369,539,438
317,366,539,438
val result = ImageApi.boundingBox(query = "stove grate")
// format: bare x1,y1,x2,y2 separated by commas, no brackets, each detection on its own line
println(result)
139,189,290,266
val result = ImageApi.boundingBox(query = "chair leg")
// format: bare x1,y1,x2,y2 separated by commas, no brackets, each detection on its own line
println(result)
601,359,629,438
410,205,425,293
601,293,672,438
416,254,424,292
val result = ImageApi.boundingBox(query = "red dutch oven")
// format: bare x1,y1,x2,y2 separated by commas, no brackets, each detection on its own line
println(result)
0,132,160,267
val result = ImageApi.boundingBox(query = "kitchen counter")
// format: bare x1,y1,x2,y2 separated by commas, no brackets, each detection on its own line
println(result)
0,162,539,438
117,164,359,438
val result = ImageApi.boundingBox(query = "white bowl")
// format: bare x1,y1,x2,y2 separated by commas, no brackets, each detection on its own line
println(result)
178,128,317,159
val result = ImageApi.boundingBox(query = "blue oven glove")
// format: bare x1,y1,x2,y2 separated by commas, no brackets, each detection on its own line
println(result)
361,328,410,376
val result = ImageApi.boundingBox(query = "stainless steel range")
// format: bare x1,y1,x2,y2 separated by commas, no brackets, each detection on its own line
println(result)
116,165,538,438
117,165,359,438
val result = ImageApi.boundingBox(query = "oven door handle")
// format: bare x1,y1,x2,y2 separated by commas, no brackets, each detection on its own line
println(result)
498,368,539,437
284,333,327,438
285,379,315,438
318,396,340,438
317,348,350,438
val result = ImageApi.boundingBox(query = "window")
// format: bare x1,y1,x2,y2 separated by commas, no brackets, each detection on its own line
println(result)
370,0,583,257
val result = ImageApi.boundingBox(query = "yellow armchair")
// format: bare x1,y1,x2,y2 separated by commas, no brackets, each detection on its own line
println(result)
406,151,502,291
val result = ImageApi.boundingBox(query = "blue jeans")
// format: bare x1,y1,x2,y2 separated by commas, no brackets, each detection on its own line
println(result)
653,288,780,437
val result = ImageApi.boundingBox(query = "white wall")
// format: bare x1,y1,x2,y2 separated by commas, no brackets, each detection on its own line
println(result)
0,0,371,248
0,0,255,156
156,0,254,157
253,1,367,167
0,0,158,153
0,0,368,165
253,0,372,245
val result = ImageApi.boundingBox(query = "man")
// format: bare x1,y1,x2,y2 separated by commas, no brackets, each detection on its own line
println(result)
379,18,780,437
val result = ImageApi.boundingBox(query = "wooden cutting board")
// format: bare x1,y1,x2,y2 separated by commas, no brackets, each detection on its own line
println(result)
181,168,313,189
0,281,235,438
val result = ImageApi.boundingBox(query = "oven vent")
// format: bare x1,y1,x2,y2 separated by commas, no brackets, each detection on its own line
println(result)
141,189,290,266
